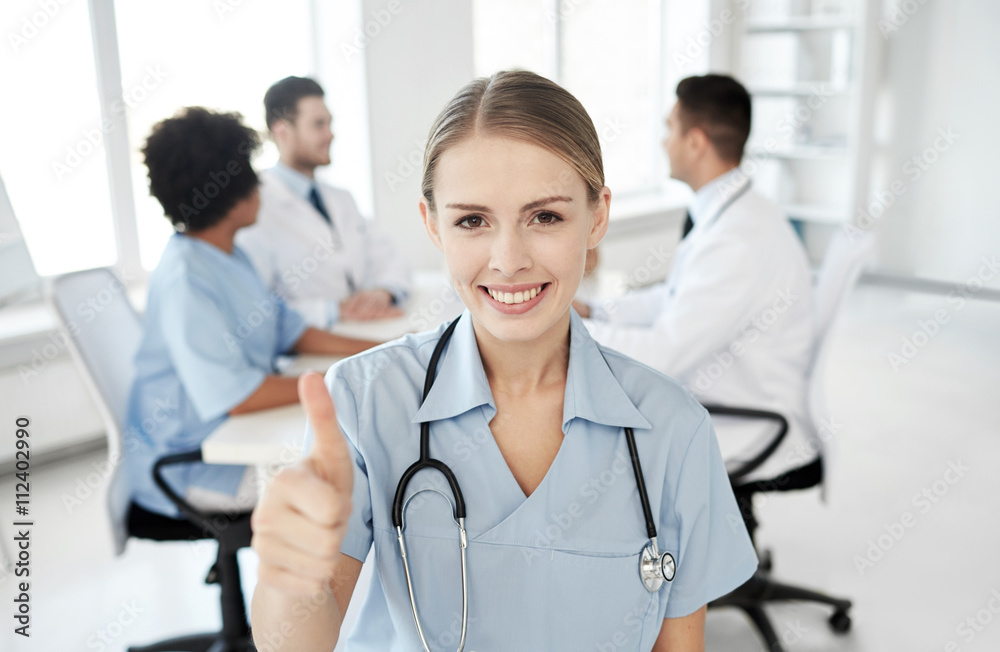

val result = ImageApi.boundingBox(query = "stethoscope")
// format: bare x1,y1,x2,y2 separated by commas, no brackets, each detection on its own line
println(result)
392,315,676,652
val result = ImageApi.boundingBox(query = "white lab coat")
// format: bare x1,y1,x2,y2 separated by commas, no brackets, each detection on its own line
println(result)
236,169,412,328
586,171,816,483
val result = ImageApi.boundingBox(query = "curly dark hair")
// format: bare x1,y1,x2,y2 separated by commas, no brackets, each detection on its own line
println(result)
142,107,261,232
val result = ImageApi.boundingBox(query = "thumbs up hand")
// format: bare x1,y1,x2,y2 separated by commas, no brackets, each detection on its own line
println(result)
251,372,355,596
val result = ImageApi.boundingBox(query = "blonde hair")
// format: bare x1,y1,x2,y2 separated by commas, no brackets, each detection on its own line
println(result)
421,70,604,211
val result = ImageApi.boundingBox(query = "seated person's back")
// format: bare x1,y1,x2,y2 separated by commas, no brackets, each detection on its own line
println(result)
581,75,814,482
126,108,379,517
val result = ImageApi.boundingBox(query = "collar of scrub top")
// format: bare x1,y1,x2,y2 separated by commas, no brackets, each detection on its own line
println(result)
688,167,751,230
411,309,652,432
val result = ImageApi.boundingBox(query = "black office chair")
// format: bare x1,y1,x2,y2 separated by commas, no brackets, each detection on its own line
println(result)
703,231,875,650
120,450,254,652
50,268,255,652
705,405,852,651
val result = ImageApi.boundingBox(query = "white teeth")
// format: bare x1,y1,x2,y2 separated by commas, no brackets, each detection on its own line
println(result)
487,285,544,305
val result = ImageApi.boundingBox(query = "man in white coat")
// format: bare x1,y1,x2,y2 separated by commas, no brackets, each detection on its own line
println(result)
576,74,816,488
237,76,411,328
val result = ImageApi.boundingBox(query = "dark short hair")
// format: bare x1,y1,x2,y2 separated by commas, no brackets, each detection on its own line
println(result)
675,74,752,163
142,107,260,232
264,76,325,130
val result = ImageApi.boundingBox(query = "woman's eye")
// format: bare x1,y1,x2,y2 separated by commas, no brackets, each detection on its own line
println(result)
456,215,484,229
532,212,561,225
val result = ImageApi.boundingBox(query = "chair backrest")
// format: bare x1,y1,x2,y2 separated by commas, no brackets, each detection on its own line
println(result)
811,229,875,370
806,229,875,499
50,268,143,555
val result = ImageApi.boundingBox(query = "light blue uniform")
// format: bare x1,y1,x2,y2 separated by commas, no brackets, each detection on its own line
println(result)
321,309,757,650
126,234,307,517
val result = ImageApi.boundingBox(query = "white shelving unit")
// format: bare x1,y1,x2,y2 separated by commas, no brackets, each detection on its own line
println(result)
716,0,882,235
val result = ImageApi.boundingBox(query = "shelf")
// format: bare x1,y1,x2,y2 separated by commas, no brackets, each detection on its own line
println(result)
748,82,852,97
747,144,849,162
781,203,849,224
745,16,856,33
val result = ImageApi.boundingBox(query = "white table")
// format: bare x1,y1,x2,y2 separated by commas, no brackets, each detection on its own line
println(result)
201,271,463,468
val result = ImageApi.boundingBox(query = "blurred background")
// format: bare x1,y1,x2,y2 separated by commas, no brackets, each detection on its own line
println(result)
1,0,998,650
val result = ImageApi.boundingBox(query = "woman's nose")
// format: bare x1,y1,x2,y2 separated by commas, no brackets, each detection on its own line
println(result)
489,228,532,277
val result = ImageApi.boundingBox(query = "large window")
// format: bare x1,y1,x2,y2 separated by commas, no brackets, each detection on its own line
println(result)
473,0,711,202
113,0,314,270
1,1,315,279
0,1,117,276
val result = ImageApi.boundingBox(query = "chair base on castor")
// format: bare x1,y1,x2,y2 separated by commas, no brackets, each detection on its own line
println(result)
711,569,852,652
708,458,853,652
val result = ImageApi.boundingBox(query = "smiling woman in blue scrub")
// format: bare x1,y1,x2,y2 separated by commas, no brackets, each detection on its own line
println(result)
126,108,379,518
249,72,758,651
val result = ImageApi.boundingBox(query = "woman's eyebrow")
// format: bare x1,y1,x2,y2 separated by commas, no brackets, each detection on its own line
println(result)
444,196,573,213
521,196,573,212
445,202,491,212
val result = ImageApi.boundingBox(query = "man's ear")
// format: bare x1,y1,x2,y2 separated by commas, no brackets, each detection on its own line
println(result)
587,186,611,249
688,126,710,159
270,119,292,147
420,197,443,252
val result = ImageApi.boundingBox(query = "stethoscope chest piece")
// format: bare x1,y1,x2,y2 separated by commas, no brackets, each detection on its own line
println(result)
639,539,676,592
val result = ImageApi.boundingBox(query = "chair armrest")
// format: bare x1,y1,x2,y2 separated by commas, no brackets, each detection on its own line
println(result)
151,449,215,533
701,404,788,483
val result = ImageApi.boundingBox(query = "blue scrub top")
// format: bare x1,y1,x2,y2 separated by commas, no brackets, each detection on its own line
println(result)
126,233,306,517
320,309,757,650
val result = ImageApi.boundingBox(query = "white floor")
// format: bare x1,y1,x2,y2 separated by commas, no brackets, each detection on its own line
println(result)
2,284,999,651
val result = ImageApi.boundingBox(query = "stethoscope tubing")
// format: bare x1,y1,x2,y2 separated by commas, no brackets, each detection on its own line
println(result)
392,309,676,651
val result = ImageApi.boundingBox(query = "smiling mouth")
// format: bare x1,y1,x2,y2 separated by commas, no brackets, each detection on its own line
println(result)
482,283,548,305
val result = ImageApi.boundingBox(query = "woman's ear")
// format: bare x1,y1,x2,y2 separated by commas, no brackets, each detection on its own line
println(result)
587,186,611,249
420,197,444,252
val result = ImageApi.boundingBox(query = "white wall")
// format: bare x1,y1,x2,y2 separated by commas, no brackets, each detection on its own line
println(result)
876,0,1000,289
361,0,475,273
